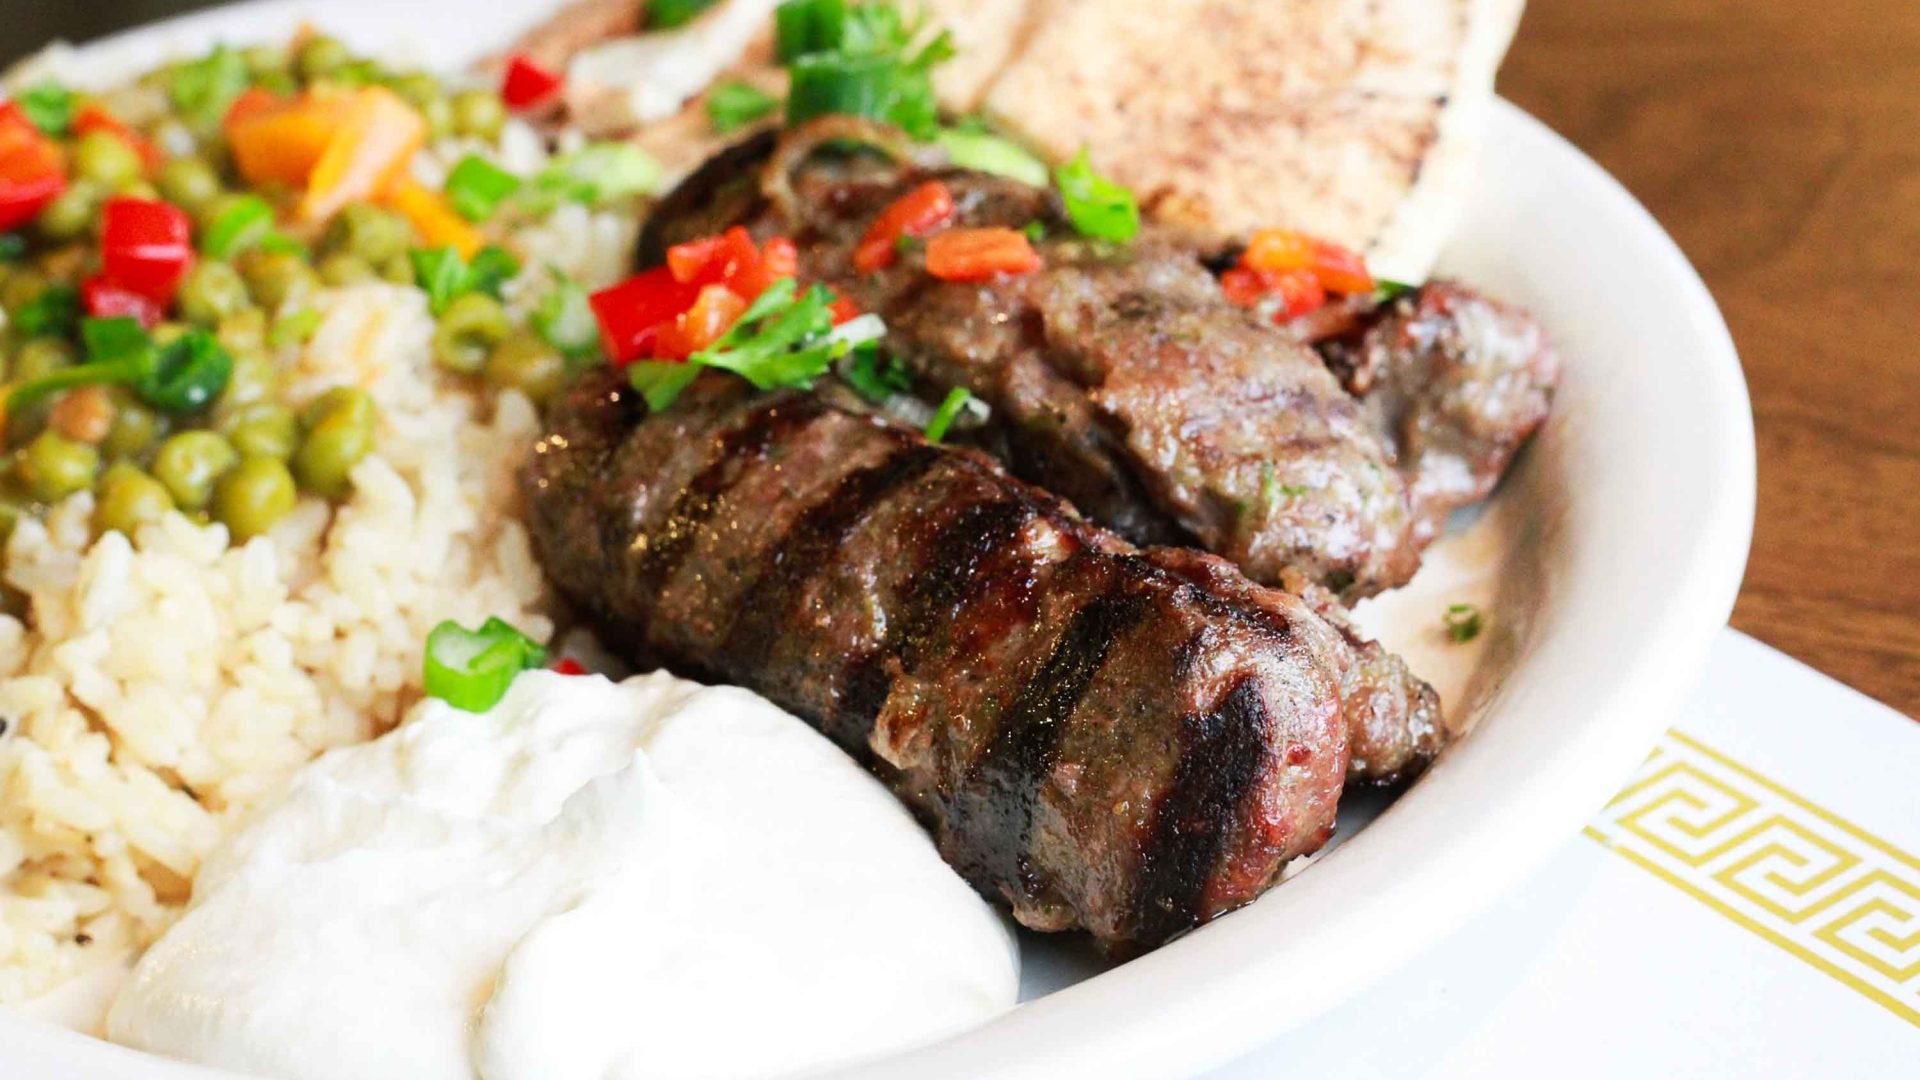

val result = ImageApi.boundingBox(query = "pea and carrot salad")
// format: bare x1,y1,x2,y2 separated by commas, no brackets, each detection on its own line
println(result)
0,31,651,554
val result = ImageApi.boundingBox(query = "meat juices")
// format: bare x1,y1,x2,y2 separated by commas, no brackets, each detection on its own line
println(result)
523,371,1440,951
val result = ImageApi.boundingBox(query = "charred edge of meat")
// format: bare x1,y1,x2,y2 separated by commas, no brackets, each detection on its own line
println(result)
635,127,777,266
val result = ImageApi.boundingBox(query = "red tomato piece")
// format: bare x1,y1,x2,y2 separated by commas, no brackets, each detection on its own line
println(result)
81,275,163,329
1219,266,1272,306
72,105,163,173
827,296,861,325
1268,269,1329,321
550,658,588,676
924,227,1042,282
589,266,704,364
99,197,194,306
1307,239,1374,295
854,181,956,273
0,104,67,232
667,226,759,287
500,55,565,112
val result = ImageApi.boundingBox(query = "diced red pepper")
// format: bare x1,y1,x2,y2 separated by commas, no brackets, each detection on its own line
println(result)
667,227,797,300
589,266,704,364
828,296,861,325
1242,228,1374,295
99,197,194,307
654,284,748,360
1268,269,1329,321
0,103,67,232
72,105,162,173
550,658,588,676
924,227,1042,282
855,180,956,274
1219,266,1270,307
500,55,565,112
81,275,163,329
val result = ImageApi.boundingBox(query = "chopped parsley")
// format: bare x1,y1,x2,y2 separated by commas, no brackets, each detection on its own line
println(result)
778,0,954,139
647,0,722,29
923,386,974,443
444,155,523,222
16,81,74,136
9,282,80,338
630,279,883,410
840,341,912,402
1374,278,1419,304
1444,603,1484,644
410,245,521,315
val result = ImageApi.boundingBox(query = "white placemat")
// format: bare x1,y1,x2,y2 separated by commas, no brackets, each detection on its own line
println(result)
1206,629,1920,1078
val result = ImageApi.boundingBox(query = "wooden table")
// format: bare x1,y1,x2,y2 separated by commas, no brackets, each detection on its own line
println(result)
1501,1,1920,716
8,1,1917,714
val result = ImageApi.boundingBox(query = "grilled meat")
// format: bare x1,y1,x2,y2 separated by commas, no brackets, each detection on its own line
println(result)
523,369,1442,949
1314,282,1560,545
640,125,1422,598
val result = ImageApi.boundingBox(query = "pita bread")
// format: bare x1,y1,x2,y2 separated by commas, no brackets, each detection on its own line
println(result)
969,0,1523,280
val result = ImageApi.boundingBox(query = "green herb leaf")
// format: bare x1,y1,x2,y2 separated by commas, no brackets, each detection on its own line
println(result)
923,386,973,444
445,155,522,222
1055,148,1139,244
16,81,74,136
840,342,912,402
8,320,230,415
692,279,839,390
775,0,850,62
410,244,521,315
786,51,938,139
200,194,275,258
138,330,233,412
707,80,780,134
935,128,1048,186
531,272,601,362
1444,603,1484,644
10,283,80,338
647,0,723,30
422,617,548,712
518,143,662,212
1374,278,1419,304
627,360,703,411
168,46,249,128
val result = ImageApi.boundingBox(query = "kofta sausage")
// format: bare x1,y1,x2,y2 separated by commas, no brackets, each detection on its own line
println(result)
523,370,1440,950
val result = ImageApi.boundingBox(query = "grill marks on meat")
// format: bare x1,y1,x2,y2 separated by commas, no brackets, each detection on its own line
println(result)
524,370,1397,949
640,137,1422,598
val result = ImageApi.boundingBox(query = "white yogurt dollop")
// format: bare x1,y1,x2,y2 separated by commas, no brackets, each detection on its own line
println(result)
106,671,1018,1080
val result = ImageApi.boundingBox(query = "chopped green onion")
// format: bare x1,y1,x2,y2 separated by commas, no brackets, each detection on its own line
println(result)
167,46,249,128
775,0,850,62
923,386,973,444
256,232,309,257
200,194,275,258
16,82,74,136
647,0,722,29
707,80,779,134
411,244,520,315
10,282,80,338
422,617,548,712
1444,603,1484,644
786,51,939,139
631,278,859,410
444,155,522,222
140,329,234,412
1374,278,1419,303
935,128,1049,186
1055,148,1139,244
531,272,600,363
840,342,912,402
517,143,662,212
628,361,703,411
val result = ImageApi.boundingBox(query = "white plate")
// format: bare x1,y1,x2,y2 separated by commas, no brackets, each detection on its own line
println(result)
0,2,1757,1078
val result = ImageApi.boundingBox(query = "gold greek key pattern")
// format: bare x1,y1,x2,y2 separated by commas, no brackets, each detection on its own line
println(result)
1585,730,1920,1027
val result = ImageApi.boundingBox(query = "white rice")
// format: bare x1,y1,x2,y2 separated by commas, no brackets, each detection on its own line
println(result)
0,195,632,1000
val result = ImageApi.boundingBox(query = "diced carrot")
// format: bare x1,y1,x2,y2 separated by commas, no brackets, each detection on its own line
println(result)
225,89,354,190
382,179,483,257
297,86,425,223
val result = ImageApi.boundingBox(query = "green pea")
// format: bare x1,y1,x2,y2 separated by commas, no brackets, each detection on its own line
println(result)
389,72,454,138
295,36,353,82
432,293,511,374
100,390,166,460
218,348,282,412
94,465,174,537
241,43,290,78
115,179,161,201
12,338,76,383
0,268,47,313
379,253,415,284
35,180,104,242
177,260,252,326
484,332,567,404
72,130,145,189
316,251,376,287
152,430,239,511
216,308,269,355
450,89,506,141
211,455,296,541
294,388,375,500
220,402,299,460
156,157,223,216
239,250,318,312
20,431,100,503
322,204,412,265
